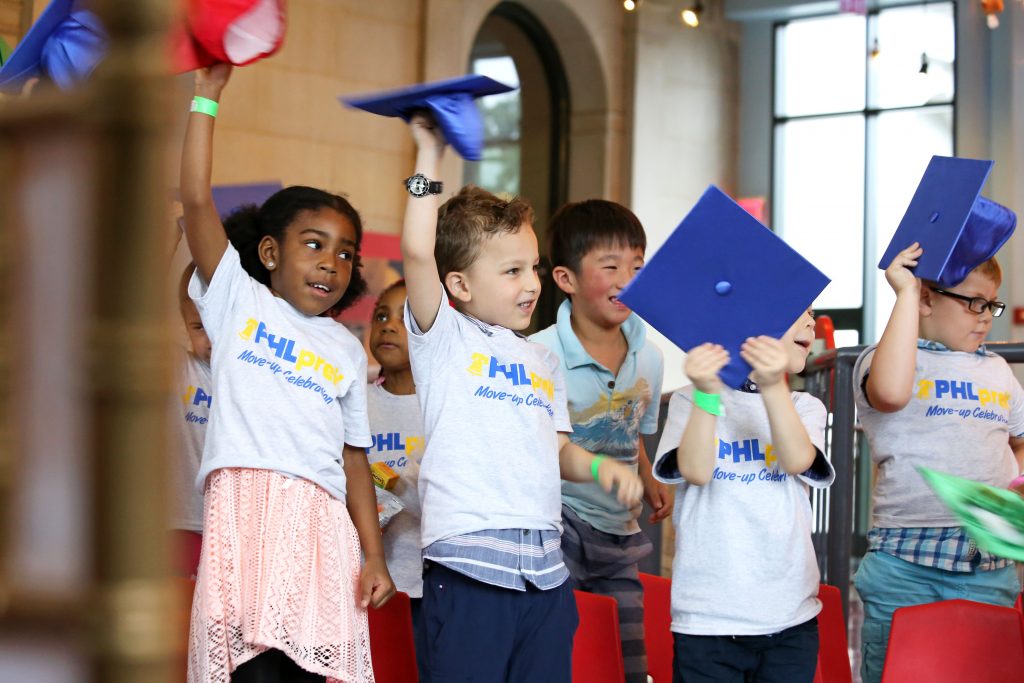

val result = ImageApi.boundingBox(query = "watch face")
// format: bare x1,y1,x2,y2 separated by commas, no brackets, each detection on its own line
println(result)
408,175,428,196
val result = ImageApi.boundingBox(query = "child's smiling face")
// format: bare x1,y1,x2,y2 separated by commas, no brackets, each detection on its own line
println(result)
264,207,357,316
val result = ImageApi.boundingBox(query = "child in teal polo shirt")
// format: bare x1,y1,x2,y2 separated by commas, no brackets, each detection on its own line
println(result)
531,199,668,683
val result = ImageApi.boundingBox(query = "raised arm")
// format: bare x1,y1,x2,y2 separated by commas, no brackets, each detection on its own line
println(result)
180,64,233,284
742,336,816,474
865,243,923,412
674,344,729,486
401,114,447,332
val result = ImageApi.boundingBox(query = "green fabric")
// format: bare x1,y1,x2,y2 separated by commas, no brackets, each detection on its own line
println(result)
919,466,1024,561
0,37,10,66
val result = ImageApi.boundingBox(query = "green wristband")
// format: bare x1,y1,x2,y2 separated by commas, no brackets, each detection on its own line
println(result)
591,455,607,484
693,389,722,416
190,95,219,117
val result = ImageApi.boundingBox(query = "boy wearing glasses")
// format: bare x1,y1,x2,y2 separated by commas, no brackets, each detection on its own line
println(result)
853,237,1024,683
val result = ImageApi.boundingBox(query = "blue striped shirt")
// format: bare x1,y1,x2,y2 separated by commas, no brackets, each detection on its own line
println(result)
423,528,570,591
868,526,1010,573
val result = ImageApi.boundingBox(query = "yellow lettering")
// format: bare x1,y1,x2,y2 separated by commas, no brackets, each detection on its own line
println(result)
296,350,316,371
239,318,258,340
467,353,488,376
916,379,935,399
765,444,777,469
406,436,424,455
181,386,194,406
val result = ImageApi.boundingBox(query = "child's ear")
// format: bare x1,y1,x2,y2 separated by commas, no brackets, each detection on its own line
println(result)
919,284,933,317
551,266,577,296
445,271,472,303
258,235,280,271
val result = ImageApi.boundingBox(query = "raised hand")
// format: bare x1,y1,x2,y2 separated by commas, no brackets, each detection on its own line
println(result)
685,343,729,394
741,336,788,388
885,242,923,296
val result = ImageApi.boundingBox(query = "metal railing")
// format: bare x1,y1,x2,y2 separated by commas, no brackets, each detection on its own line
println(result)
800,341,1024,622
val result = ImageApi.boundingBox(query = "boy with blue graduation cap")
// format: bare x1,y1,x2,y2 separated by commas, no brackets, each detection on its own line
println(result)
621,186,835,683
346,75,644,682
853,156,1024,683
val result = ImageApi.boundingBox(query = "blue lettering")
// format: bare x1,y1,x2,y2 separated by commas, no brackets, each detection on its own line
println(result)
193,387,213,408
950,381,969,400
934,379,950,399
732,439,753,463
751,438,766,462
718,441,731,461
282,338,299,363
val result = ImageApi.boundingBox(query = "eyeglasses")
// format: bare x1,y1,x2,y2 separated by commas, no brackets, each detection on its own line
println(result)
931,287,1005,317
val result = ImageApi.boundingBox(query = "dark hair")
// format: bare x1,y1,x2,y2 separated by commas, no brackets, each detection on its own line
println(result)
375,279,407,308
548,199,647,273
436,185,534,281
223,185,368,314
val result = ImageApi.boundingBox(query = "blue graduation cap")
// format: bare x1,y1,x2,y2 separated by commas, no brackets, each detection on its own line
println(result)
878,156,1016,287
0,0,107,93
618,186,831,389
339,75,517,161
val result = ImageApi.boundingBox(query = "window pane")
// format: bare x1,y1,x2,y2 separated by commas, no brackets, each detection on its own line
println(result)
464,56,521,194
463,145,521,197
774,115,865,309
868,3,955,109
834,329,860,349
775,14,866,117
866,106,954,341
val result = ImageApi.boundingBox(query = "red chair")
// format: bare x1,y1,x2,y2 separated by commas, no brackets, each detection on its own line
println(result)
814,584,852,683
639,572,674,683
573,590,625,683
881,599,1024,683
367,591,419,683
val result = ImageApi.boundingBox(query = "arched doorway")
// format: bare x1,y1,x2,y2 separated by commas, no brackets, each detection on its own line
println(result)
464,2,569,331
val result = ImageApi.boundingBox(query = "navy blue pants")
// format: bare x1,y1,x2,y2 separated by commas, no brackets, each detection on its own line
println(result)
421,561,579,682
672,617,819,683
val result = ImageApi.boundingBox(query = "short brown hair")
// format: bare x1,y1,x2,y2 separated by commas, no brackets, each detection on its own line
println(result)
972,257,1002,286
435,185,534,280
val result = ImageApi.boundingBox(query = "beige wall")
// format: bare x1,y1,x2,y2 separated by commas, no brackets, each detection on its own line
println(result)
630,3,741,392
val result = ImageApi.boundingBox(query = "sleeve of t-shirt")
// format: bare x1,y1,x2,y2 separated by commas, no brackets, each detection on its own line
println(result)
187,244,252,345
549,353,573,433
852,345,877,411
794,392,835,489
639,345,665,436
652,389,692,484
340,343,373,449
1006,367,1024,439
403,280,457,381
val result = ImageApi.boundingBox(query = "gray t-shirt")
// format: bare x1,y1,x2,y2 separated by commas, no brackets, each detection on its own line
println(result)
189,245,372,501
405,283,572,547
654,387,834,635
366,382,424,597
170,348,211,532
854,343,1024,528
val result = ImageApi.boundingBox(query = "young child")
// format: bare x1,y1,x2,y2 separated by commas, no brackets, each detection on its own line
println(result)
364,279,428,674
400,114,643,682
653,310,835,683
170,263,213,578
180,63,394,683
853,243,1024,683
530,199,668,683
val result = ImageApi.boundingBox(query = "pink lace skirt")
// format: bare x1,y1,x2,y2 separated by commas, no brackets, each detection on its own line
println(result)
188,468,374,682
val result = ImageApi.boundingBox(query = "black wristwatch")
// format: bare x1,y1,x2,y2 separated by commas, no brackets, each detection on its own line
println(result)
405,173,443,198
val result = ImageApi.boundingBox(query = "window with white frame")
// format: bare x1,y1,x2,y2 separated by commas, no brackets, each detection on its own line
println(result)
773,2,955,347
